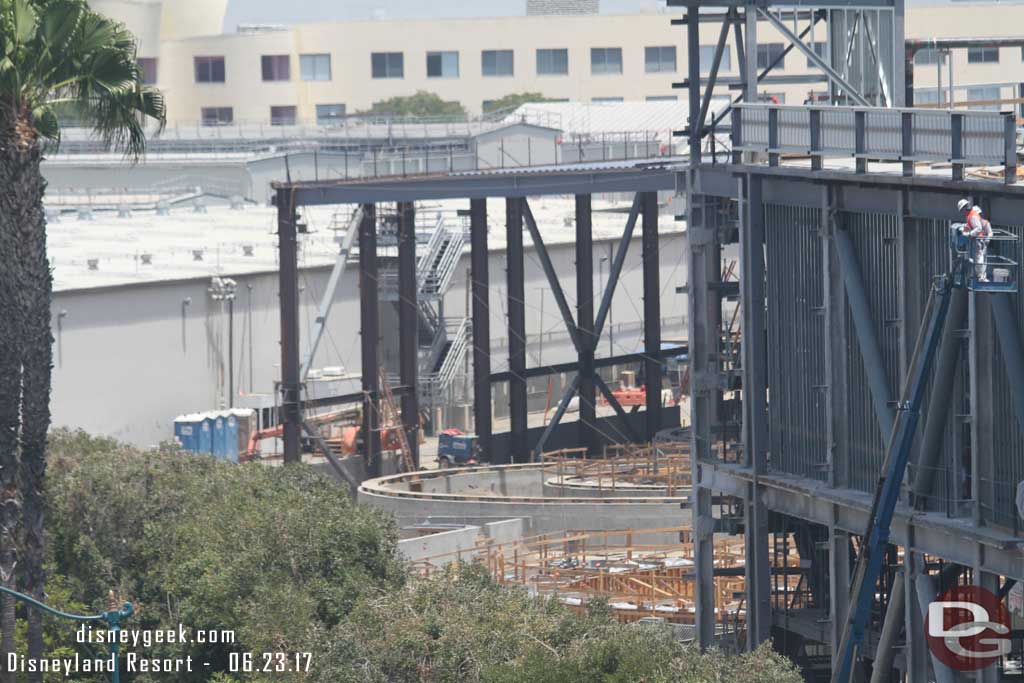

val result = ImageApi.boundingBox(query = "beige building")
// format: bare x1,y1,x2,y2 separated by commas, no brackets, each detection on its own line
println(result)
94,0,1024,127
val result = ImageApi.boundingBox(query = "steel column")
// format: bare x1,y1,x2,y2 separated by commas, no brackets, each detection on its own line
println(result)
397,201,420,469
688,177,720,650
470,199,493,463
744,5,758,103
576,195,597,453
276,189,302,464
867,570,904,683
687,3,702,161
835,229,896,439
829,528,852,671
359,204,381,477
993,295,1024,434
914,572,957,683
506,197,528,463
642,192,662,438
912,287,967,507
741,174,771,647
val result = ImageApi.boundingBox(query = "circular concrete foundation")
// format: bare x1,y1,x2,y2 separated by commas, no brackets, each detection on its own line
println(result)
358,462,690,537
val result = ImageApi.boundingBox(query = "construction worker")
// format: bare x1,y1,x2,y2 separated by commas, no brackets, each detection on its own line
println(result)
958,198,992,282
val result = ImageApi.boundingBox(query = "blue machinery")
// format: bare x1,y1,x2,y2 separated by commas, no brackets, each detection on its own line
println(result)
831,228,1018,683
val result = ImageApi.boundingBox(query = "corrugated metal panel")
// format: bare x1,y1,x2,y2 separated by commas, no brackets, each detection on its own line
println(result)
865,109,901,157
765,203,827,481
989,223,1024,534
842,211,902,493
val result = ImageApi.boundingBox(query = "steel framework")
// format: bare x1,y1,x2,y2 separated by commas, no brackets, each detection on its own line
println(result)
687,144,1024,681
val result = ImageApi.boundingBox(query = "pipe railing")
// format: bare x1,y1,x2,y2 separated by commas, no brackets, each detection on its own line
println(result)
731,103,1018,184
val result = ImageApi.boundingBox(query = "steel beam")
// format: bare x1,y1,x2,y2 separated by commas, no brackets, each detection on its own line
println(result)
642,192,662,439
576,195,597,454
470,199,493,463
594,376,643,443
276,189,302,464
741,174,771,647
914,573,957,683
359,204,382,477
488,346,687,383
277,166,677,205
696,11,732,140
834,229,896,440
912,287,966,508
867,571,904,683
594,196,641,340
397,201,420,469
829,527,852,670
506,197,528,464
522,201,580,351
687,4,702,161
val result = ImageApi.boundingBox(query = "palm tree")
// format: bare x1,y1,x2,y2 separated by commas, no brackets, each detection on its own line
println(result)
0,0,164,676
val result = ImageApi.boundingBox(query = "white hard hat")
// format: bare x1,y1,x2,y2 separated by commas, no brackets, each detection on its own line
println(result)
957,199,971,212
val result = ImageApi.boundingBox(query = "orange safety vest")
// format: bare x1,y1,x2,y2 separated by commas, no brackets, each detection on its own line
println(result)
966,207,992,239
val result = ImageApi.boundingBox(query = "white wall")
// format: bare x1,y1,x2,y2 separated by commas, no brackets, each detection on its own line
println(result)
50,229,688,445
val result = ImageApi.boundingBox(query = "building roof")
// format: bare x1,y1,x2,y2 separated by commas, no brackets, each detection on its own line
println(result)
48,195,683,293
504,101,725,139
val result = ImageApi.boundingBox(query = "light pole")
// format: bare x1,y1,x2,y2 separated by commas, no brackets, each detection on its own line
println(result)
209,276,238,407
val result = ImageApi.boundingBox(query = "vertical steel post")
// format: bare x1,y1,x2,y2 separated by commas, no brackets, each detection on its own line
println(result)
470,199,493,463
810,108,823,171
951,113,965,181
576,195,597,454
1005,112,1018,185
506,197,528,463
641,192,662,439
901,111,914,177
767,107,779,167
687,3,702,162
277,189,301,464
855,110,867,174
359,204,382,477
688,179,720,651
744,4,758,103
741,174,771,647
397,201,420,469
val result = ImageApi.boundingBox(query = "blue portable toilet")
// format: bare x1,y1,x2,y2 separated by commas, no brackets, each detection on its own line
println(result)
198,413,214,454
212,414,228,460
173,414,198,453
222,413,240,463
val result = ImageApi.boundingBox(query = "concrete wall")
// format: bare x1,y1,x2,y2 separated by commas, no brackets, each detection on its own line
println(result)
50,230,687,445
358,464,689,539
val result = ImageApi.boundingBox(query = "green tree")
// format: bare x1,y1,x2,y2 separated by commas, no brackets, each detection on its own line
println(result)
0,1,164,676
482,92,551,114
364,91,466,118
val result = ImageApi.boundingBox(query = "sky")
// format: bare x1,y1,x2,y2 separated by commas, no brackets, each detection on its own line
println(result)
221,0,668,31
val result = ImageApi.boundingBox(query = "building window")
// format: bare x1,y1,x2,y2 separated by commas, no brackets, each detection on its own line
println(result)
261,55,290,82
427,51,459,78
537,48,568,76
316,103,346,126
647,95,677,101
756,43,785,70
592,97,624,103
806,42,826,68
966,85,1001,110
914,88,940,106
270,105,297,126
300,54,331,81
194,56,225,83
697,45,730,73
482,50,514,76
371,52,404,79
201,107,233,126
967,47,999,64
137,58,158,85
915,48,943,65
592,47,623,75
645,46,676,73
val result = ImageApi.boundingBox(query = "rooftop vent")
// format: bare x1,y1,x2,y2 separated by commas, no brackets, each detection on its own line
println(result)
140,253,153,265
193,199,207,214
45,208,60,223
156,200,170,216
77,207,93,221
192,250,204,262
87,258,99,271
118,204,132,219
242,245,255,257
229,195,245,210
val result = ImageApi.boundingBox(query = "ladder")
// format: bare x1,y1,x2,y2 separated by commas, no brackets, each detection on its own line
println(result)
378,370,416,473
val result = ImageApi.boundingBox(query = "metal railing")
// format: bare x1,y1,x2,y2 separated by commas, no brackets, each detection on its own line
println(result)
419,317,470,404
731,103,1019,184
417,215,463,299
